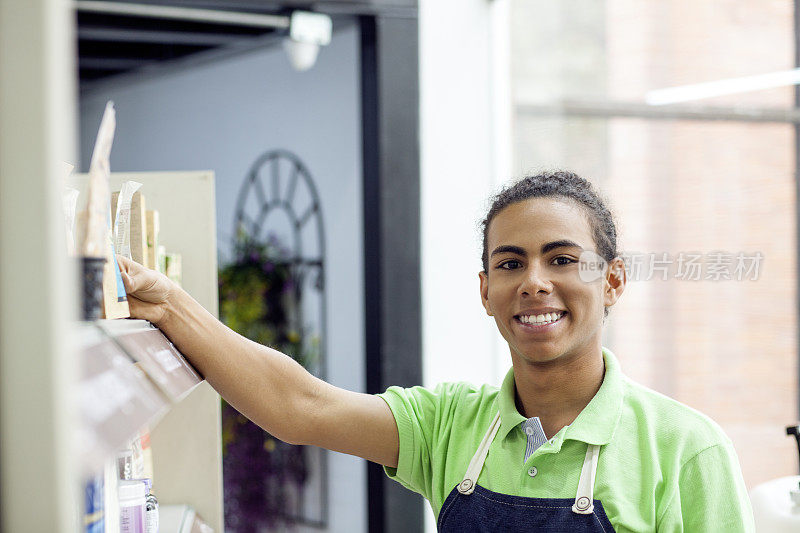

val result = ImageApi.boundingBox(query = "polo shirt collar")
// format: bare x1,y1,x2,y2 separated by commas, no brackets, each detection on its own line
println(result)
497,347,625,445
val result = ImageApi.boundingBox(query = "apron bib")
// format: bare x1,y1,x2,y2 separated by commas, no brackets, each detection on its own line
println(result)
437,411,616,532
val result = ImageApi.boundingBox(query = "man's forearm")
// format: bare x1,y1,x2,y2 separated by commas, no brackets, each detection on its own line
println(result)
157,286,316,444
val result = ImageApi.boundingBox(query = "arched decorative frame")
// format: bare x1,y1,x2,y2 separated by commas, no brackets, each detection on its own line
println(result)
233,149,328,528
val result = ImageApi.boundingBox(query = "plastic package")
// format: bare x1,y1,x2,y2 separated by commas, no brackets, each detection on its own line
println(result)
113,181,143,259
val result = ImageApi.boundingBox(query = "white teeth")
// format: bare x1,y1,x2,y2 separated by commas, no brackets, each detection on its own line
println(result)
520,311,564,325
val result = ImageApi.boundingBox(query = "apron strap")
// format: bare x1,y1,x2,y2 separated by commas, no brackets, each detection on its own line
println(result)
457,411,502,495
572,443,601,514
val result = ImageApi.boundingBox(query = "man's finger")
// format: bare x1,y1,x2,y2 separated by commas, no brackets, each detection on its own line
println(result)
116,256,135,292
120,269,134,293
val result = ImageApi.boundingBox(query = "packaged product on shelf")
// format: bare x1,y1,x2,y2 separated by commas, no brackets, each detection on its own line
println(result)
142,479,159,533
100,219,131,319
84,474,104,533
139,430,154,481
80,102,114,260
164,253,182,287
78,102,129,320
117,449,134,481
118,480,147,533
117,437,146,482
79,103,112,317
129,192,149,268
111,181,143,263
146,210,159,271
157,245,167,274
130,436,145,480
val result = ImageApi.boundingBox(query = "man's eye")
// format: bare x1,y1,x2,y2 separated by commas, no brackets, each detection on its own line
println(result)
553,256,576,266
499,260,521,270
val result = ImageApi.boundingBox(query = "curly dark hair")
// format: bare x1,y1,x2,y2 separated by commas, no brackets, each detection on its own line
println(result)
481,170,621,317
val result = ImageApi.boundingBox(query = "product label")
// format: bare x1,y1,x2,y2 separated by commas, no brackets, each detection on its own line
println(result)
146,508,158,533
82,370,134,423
114,181,143,259
108,206,128,303
151,347,181,373
120,505,145,533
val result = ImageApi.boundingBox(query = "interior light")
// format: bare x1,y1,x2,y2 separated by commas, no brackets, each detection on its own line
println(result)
283,11,332,72
645,68,800,105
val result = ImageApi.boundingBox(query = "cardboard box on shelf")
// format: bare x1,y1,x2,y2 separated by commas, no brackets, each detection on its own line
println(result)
146,210,159,272
76,210,130,319
101,228,130,319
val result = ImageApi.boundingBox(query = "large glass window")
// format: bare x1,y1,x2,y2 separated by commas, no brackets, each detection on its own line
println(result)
510,0,796,488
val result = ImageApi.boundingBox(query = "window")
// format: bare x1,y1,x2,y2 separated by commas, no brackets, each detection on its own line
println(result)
510,0,796,488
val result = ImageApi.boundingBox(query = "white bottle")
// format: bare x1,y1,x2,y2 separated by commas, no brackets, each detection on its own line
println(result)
118,480,147,533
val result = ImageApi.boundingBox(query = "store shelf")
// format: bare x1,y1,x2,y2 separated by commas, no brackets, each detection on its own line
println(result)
69,170,223,530
96,319,203,403
77,322,166,476
79,319,203,476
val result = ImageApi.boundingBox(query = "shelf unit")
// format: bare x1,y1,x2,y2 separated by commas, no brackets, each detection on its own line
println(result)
69,170,223,531
77,320,171,478
0,4,224,530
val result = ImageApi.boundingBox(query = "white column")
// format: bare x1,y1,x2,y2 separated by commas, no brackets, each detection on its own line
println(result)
419,0,511,528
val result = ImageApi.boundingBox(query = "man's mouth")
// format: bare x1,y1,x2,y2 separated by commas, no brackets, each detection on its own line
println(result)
515,311,567,327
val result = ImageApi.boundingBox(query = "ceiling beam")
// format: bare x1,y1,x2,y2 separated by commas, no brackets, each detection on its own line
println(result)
74,1,290,29
78,26,247,46
79,57,153,70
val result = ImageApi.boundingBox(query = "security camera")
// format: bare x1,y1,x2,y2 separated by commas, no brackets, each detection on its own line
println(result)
283,11,332,72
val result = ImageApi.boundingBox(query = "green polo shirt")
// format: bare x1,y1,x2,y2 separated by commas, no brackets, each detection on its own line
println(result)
378,347,754,532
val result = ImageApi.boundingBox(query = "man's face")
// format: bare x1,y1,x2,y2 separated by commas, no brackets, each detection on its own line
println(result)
479,197,624,366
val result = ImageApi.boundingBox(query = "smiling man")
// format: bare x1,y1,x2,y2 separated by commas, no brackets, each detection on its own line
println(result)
380,172,754,531
118,170,755,532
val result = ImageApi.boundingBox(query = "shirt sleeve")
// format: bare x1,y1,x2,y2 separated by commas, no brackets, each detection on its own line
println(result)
377,381,464,502
656,441,755,532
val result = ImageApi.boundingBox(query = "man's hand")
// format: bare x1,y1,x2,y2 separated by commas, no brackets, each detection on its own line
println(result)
116,255,175,327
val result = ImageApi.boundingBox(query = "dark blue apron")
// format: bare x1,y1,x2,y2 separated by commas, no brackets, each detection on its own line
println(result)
437,411,616,532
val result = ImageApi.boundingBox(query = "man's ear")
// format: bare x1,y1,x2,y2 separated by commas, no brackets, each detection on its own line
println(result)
603,257,627,308
479,271,493,316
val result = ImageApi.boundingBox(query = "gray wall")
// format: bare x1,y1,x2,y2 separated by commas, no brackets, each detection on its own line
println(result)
79,21,365,533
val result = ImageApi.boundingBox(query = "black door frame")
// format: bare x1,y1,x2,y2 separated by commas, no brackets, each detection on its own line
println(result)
359,12,423,533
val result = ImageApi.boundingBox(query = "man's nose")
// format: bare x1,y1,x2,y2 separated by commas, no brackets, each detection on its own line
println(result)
519,266,553,295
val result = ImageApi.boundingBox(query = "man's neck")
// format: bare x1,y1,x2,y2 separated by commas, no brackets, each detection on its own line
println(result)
512,347,605,438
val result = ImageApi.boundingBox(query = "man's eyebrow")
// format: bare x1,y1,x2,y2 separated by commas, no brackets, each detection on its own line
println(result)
490,245,526,258
541,240,584,254
490,240,585,259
